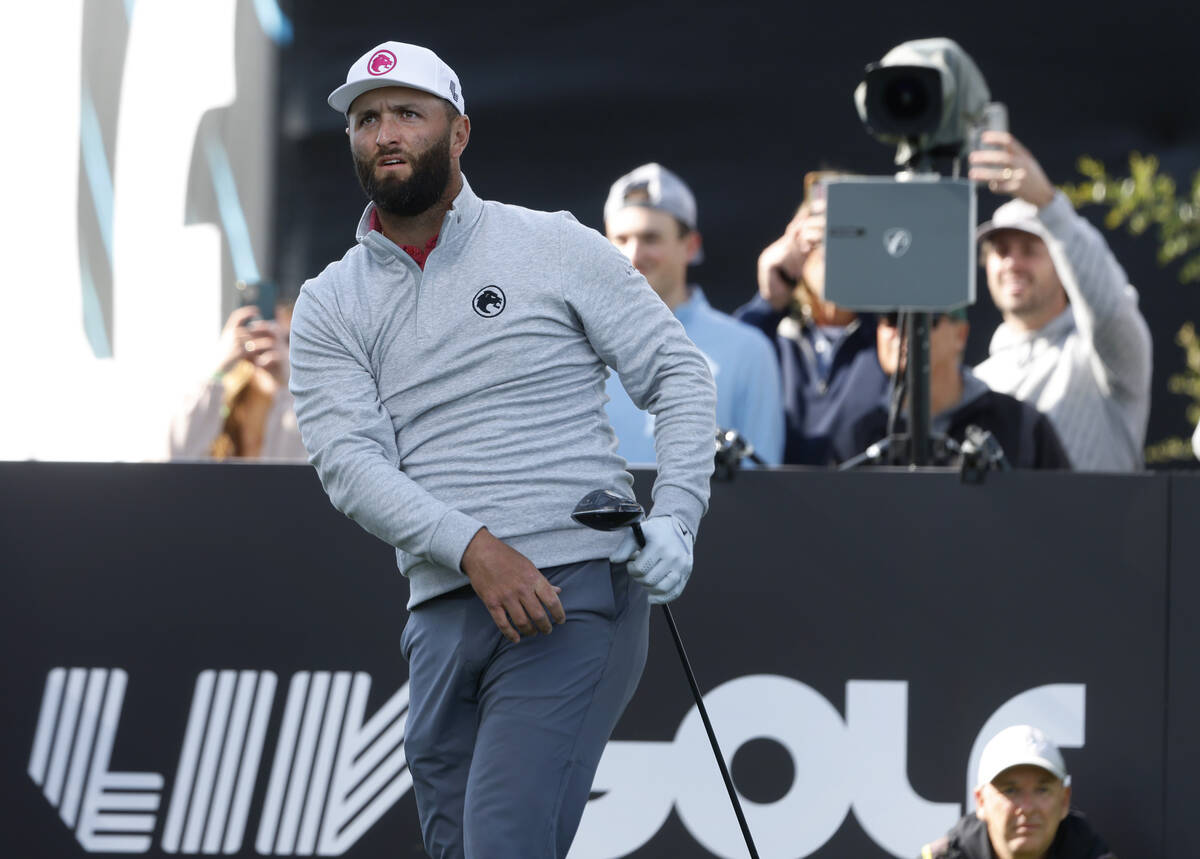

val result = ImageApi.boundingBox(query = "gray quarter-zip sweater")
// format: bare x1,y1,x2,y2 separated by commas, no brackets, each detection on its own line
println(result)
289,178,716,607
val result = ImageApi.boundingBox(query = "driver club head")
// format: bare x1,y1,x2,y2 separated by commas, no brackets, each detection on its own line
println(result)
571,489,645,532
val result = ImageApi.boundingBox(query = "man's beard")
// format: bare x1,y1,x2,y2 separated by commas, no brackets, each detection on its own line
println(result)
354,128,452,217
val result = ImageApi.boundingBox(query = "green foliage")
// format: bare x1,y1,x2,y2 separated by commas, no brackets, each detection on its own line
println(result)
1062,153,1200,282
1062,154,1200,464
1144,322,1200,464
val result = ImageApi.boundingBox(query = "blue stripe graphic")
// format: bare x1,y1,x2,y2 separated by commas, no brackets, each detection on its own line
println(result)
203,131,261,284
253,0,293,45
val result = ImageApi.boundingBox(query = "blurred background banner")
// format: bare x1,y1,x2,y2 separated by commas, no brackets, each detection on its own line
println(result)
0,0,283,460
2,0,1197,461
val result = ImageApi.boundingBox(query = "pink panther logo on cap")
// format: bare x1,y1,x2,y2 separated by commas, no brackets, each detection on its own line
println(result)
367,49,397,76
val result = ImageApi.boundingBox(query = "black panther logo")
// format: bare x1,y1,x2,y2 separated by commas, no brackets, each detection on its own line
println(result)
473,286,506,317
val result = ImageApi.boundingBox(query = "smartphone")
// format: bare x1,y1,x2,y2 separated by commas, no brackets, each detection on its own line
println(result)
971,102,1008,152
236,279,276,321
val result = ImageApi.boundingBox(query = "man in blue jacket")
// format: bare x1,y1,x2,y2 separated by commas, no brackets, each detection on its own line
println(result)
602,163,784,466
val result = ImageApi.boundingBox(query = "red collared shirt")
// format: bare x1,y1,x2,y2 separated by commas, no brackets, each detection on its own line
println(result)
369,209,439,269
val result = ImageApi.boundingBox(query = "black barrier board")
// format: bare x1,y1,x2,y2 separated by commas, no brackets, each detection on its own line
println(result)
0,464,1180,857
1167,474,1200,858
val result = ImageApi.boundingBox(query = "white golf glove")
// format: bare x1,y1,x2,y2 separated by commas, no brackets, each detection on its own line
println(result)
609,515,694,604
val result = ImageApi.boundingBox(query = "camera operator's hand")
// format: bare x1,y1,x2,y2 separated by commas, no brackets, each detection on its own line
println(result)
968,131,1056,209
610,515,694,604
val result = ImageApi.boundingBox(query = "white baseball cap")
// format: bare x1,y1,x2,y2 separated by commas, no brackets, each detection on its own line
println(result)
976,198,1053,245
977,725,1069,787
604,163,699,231
328,41,464,115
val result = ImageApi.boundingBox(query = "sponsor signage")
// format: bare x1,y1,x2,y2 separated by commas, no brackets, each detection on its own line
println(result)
0,464,1187,856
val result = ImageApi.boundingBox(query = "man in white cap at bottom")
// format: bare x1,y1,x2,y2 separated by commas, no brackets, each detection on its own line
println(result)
919,725,1116,859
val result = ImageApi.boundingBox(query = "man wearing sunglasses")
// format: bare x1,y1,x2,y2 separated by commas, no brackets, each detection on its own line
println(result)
835,310,1071,469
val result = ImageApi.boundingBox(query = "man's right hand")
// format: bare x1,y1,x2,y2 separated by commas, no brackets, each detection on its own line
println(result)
757,206,820,312
461,528,565,643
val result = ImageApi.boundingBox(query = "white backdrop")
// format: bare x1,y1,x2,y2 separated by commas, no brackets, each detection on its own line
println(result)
0,1,265,461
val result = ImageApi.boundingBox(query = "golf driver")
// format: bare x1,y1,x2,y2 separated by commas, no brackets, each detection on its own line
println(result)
571,489,760,859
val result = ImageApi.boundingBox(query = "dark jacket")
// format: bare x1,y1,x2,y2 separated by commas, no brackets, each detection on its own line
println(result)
921,810,1115,859
835,388,1073,470
735,296,887,465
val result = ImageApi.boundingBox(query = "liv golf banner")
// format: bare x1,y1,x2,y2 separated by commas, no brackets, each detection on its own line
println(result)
0,463,1180,856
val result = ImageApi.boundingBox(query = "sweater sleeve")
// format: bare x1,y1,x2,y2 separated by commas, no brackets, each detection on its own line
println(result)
166,378,224,459
557,217,716,535
288,283,484,572
1038,192,1152,402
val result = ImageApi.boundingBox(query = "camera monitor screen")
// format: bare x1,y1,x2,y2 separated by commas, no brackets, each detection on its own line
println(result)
823,176,976,312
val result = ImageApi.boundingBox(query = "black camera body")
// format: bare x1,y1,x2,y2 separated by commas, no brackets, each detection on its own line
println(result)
859,64,944,141
853,38,993,168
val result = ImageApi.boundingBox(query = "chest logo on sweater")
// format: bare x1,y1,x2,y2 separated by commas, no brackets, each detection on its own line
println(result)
473,285,506,318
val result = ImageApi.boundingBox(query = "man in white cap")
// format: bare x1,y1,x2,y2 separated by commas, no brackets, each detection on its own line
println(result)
968,133,1152,471
603,163,784,466
288,41,716,858
920,725,1115,859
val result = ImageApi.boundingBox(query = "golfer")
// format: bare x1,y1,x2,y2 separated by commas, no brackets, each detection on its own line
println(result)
288,41,716,858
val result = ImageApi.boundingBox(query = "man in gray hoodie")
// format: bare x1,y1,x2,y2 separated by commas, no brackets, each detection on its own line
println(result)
968,132,1152,471
288,41,716,859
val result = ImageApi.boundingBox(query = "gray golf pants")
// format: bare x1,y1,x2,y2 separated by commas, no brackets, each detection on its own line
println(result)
401,558,650,858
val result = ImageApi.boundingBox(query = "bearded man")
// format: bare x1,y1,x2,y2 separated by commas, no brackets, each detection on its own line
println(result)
287,41,716,859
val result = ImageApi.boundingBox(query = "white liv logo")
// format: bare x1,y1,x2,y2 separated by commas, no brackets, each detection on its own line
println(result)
29,668,164,853
28,669,412,856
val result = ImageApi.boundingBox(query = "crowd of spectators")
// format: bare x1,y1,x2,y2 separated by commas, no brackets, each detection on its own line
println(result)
167,130,1176,473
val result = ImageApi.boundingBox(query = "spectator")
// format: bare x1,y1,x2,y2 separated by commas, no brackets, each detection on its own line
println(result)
968,132,1152,471
167,298,307,460
836,310,1071,469
735,172,889,464
920,724,1115,859
602,163,784,466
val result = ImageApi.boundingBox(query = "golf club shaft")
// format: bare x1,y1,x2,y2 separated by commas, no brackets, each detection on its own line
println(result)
660,604,760,859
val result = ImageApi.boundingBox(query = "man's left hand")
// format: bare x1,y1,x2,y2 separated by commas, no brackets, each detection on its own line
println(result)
610,516,694,604
968,131,1056,208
